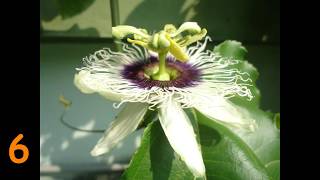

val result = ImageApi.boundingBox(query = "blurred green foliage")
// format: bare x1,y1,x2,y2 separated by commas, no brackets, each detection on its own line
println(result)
40,0,279,43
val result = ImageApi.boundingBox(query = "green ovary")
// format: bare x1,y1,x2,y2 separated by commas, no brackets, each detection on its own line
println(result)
143,61,180,81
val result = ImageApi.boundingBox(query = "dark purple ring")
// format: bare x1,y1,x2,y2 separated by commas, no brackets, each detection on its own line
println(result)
121,55,201,89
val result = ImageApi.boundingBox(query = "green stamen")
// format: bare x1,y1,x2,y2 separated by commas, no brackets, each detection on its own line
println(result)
111,22,207,81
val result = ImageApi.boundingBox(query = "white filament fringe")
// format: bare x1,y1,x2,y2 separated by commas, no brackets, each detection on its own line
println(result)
76,37,254,110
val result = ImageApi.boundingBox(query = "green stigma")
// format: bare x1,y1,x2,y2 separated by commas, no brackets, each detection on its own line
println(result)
112,22,207,81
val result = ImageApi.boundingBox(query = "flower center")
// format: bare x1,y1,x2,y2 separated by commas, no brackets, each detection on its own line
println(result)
121,56,201,88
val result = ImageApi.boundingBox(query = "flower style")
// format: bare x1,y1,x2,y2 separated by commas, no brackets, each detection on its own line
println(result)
74,22,256,178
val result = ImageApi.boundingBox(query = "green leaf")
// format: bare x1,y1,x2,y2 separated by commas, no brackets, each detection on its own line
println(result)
273,113,280,129
231,60,261,108
213,40,247,60
55,0,95,19
137,109,158,129
122,40,279,180
121,121,193,180
213,40,279,179
195,107,280,180
122,108,276,180
195,110,271,180
215,40,261,108
266,160,280,180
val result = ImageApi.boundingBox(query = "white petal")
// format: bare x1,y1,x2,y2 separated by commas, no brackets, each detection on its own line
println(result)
158,98,206,178
194,95,256,131
74,71,95,94
74,70,123,102
91,103,148,156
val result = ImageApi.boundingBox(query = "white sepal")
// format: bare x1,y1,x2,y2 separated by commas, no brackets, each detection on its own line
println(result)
158,97,206,178
91,103,148,156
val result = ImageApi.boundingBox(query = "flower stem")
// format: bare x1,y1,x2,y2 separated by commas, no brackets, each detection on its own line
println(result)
152,51,170,81
109,0,122,51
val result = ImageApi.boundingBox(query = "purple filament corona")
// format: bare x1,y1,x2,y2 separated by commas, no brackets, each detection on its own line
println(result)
121,55,201,89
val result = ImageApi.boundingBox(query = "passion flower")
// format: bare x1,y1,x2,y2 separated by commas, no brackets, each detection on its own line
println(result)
74,22,255,178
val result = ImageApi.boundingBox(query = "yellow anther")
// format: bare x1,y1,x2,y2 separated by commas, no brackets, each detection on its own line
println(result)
179,29,207,47
127,38,148,48
164,24,177,34
165,34,189,62
112,26,150,39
